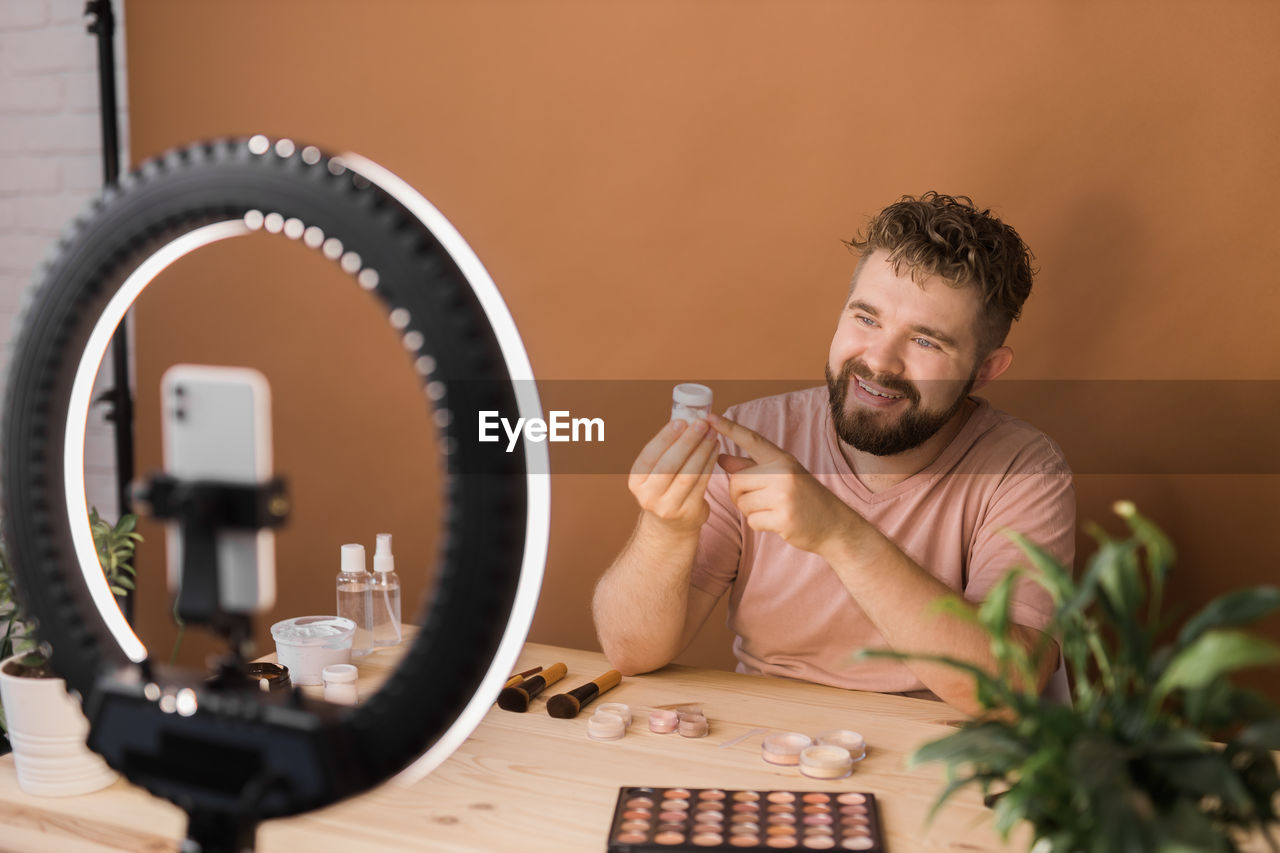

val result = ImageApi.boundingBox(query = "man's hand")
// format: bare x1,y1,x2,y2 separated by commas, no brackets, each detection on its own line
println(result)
709,413,860,555
628,418,720,533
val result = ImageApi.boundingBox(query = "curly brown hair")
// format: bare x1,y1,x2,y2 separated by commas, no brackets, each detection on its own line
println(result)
844,192,1035,356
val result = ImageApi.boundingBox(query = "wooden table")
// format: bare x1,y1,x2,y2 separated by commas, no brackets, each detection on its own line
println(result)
0,640,1023,851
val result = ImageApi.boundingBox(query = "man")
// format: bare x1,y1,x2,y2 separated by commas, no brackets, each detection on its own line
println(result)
591,192,1074,715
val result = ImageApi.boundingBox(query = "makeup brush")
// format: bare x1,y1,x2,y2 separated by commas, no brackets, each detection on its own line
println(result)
546,670,622,718
504,665,542,688
497,662,567,711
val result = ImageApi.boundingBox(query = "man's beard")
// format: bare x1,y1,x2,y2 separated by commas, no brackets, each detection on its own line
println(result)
825,358,976,456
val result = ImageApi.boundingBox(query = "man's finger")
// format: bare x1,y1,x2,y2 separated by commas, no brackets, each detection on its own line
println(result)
707,412,788,463
717,453,755,475
630,419,690,476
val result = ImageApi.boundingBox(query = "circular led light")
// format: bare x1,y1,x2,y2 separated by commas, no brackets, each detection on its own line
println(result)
0,138,549,835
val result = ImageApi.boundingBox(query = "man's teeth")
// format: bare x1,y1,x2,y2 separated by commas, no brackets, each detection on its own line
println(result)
857,378,902,399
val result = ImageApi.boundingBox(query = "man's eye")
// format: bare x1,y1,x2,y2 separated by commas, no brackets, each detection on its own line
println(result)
856,315,876,327
913,337,937,349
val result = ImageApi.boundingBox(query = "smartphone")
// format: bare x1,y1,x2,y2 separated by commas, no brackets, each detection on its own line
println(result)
161,364,277,614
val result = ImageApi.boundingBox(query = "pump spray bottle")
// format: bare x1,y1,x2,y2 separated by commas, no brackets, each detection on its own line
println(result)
371,533,402,647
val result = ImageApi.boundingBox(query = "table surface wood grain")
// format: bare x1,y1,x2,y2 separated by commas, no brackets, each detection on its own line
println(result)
0,636,1026,852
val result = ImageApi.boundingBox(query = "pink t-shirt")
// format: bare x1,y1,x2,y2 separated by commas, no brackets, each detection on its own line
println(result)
690,386,1075,694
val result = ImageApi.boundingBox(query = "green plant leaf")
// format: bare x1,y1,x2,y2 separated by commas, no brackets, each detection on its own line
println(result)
978,568,1020,640
1114,500,1175,576
857,648,1019,710
1068,730,1131,794
1145,749,1254,812
1086,530,1142,623
1155,630,1280,701
1155,806,1233,853
1179,587,1280,649
1004,530,1075,606
1234,719,1280,752
991,781,1035,837
923,770,987,825
910,721,1031,771
928,595,982,626
1225,745,1280,826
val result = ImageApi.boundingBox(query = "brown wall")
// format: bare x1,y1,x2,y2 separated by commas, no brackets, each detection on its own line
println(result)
121,1,1280,695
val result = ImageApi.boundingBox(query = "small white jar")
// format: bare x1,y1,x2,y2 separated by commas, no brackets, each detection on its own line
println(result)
270,615,356,686
322,663,359,705
671,383,713,423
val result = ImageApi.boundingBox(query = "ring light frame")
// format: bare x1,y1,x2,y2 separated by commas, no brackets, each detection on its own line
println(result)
0,137,550,820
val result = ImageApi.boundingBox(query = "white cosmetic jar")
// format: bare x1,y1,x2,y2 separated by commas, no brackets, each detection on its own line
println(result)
270,615,356,686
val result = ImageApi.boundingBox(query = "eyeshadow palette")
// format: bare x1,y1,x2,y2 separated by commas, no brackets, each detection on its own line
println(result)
606,786,884,851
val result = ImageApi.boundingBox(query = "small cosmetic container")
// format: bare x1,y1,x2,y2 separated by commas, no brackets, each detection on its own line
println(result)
799,745,855,780
269,615,356,686
587,709,627,741
243,662,291,692
649,709,679,733
761,731,814,765
677,712,709,738
671,384,713,423
322,663,359,705
815,729,866,762
596,702,632,726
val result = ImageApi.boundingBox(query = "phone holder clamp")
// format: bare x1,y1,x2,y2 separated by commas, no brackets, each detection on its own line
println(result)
133,474,290,643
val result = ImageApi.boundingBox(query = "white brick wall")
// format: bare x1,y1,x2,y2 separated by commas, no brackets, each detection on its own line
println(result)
0,0,129,519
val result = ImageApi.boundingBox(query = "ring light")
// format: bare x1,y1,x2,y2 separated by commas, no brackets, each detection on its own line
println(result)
0,136,550,848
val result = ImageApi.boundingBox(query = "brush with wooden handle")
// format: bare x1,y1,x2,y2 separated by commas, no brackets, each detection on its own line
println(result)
546,670,622,718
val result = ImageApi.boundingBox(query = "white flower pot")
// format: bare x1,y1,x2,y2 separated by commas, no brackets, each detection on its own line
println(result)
0,654,117,796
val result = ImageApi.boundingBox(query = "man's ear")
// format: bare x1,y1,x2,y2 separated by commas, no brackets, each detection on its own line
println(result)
973,346,1013,392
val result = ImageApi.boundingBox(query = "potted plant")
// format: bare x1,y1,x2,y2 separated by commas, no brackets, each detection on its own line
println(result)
0,509,141,795
866,501,1280,852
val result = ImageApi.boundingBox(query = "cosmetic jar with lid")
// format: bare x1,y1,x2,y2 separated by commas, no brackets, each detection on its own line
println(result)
671,384,713,423
799,745,855,780
322,663,359,705
596,702,632,726
648,709,678,733
269,615,356,686
761,731,814,765
677,712,709,738
815,729,866,761
587,709,627,741
243,662,291,692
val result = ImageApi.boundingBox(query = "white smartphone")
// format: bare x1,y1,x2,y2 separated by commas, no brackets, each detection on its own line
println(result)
161,364,277,614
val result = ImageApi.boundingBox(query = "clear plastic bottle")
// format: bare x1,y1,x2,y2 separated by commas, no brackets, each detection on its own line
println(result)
336,543,373,656
671,383,713,423
370,533,402,647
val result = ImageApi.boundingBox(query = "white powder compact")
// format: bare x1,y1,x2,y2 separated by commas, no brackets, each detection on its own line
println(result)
270,615,356,685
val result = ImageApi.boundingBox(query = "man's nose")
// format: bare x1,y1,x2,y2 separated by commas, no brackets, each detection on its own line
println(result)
859,334,906,378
